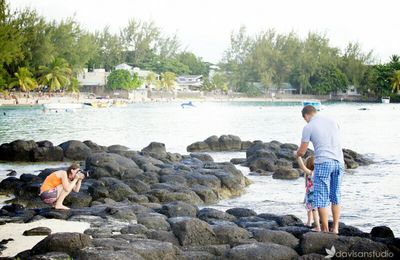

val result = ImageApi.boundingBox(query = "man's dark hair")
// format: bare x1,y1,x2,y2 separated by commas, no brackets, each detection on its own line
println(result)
67,163,80,176
302,105,317,118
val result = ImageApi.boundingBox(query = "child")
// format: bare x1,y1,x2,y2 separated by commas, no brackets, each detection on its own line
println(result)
296,154,321,231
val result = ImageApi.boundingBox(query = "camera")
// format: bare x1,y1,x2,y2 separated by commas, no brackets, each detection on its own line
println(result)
78,169,90,178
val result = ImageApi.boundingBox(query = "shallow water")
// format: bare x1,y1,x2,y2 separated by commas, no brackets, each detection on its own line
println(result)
1,101,399,235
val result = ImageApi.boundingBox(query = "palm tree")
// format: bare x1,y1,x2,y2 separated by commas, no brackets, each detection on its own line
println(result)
145,72,157,88
390,55,400,63
391,70,400,94
8,67,38,92
38,57,72,92
159,72,176,91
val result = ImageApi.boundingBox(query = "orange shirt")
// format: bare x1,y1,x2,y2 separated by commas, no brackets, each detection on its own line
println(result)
40,172,62,193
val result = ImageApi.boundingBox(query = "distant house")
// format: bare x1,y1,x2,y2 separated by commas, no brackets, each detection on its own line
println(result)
176,75,203,91
115,63,133,71
77,68,109,88
335,85,361,96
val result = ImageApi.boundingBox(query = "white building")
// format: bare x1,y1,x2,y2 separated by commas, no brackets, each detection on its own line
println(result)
115,63,159,89
176,75,203,91
77,69,109,87
336,85,361,96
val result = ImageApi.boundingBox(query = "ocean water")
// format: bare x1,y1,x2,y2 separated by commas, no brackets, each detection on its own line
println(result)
0,101,399,235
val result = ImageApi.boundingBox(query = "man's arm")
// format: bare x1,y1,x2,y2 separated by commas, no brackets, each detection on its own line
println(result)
296,142,309,157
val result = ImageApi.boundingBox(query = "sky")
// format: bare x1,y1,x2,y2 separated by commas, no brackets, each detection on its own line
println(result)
10,0,400,63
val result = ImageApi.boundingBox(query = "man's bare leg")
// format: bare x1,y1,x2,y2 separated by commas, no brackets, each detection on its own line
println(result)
331,204,341,234
55,184,70,210
318,207,329,232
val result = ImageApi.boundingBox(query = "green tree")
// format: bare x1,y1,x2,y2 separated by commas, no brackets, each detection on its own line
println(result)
211,72,228,92
92,27,124,71
390,70,400,93
106,69,141,90
157,71,176,90
177,52,209,76
309,64,348,94
8,67,37,91
38,57,72,91
145,71,157,86
106,69,132,90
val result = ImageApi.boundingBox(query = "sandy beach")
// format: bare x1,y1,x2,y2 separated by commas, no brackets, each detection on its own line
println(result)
0,219,90,257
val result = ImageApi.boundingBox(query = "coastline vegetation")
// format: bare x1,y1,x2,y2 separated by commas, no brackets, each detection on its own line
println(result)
0,0,399,100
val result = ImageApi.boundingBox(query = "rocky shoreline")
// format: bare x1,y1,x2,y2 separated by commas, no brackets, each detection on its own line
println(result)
0,136,398,259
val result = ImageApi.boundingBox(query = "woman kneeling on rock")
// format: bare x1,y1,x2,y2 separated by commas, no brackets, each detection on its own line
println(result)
39,163,85,210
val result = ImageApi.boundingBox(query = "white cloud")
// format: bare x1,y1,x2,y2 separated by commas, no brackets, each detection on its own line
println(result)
10,0,400,63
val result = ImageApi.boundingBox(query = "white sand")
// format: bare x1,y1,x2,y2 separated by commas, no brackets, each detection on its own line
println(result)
0,219,90,257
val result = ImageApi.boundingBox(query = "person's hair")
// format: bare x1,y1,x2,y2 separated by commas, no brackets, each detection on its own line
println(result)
67,163,80,176
305,156,314,171
302,105,317,118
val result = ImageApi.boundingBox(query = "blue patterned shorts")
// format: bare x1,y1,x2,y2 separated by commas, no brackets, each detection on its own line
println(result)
313,160,344,208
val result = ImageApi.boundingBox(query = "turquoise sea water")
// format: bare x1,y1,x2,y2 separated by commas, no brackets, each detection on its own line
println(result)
1,101,399,235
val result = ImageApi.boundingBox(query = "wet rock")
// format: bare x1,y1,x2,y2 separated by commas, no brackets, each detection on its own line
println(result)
137,213,170,231
197,208,236,222
272,167,300,180
83,140,107,153
58,140,91,160
30,232,92,257
120,224,149,235
78,248,144,260
187,141,209,152
127,239,181,260
191,184,219,203
299,232,339,255
36,140,54,148
99,177,136,201
218,135,242,151
274,226,312,239
19,173,42,183
30,252,71,260
225,242,299,260
226,208,257,218
212,224,251,246
124,178,151,193
141,142,167,160
105,206,137,221
146,230,180,246
371,226,395,239
159,201,198,218
190,153,214,162
38,208,72,220
230,158,247,165
0,177,23,195
339,224,369,237
0,140,37,161
169,217,218,246
31,146,64,162
86,152,142,179
107,144,129,153
181,244,230,257
181,251,215,259
249,228,299,248
258,213,303,226
23,227,52,236
297,253,326,260
64,192,92,208
249,157,276,172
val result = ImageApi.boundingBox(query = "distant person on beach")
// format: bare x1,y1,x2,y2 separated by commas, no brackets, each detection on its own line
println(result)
295,153,321,231
39,163,85,210
295,105,344,234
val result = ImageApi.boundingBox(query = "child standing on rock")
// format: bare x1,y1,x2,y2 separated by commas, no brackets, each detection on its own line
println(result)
295,153,321,231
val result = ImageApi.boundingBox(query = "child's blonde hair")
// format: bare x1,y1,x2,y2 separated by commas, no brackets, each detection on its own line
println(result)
305,156,314,171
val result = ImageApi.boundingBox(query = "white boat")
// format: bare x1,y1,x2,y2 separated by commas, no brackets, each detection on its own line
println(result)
302,100,323,111
43,103,84,110
381,97,390,104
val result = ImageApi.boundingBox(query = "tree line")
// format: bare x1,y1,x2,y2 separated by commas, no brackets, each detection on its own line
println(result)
0,0,209,93
1,0,399,99
220,27,400,99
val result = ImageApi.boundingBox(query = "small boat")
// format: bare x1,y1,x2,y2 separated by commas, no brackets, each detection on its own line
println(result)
381,97,390,104
88,102,110,108
302,100,323,111
112,101,128,107
43,103,84,110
